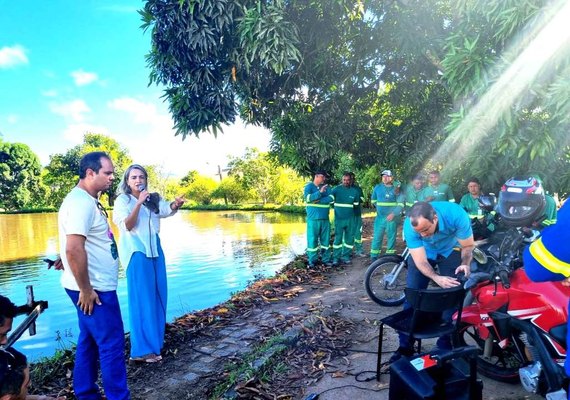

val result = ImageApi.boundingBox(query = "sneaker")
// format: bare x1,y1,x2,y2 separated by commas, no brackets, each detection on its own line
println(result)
355,252,366,258
341,259,352,265
388,346,414,364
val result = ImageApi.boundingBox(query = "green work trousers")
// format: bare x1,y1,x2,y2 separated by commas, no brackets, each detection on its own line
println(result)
370,215,399,258
332,217,355,262
352,215,363,254
306,219,331,264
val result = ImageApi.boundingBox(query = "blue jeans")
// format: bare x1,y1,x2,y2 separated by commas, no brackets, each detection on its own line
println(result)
398,250,461,350
66,289,130,400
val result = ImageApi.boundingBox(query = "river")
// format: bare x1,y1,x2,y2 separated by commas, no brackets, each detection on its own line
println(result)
0,210,306,360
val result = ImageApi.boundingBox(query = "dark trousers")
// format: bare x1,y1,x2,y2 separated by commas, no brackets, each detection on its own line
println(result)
398,250,461,349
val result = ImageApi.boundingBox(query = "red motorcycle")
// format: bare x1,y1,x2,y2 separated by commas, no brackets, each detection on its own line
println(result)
457,226,569,398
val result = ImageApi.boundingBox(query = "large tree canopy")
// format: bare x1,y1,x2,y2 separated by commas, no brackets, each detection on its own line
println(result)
0,140,44,211
142,0,570,194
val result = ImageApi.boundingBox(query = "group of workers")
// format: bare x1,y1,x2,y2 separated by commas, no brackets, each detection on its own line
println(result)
304,169,559,268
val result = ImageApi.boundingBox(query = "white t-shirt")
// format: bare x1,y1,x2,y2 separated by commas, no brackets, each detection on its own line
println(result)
112,193,175,269
59,187,119,291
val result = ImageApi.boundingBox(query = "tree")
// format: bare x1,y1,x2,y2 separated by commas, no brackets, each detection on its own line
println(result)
439,0,570,195
212,176,251,204
0,140,44,210
43,133,133,207
183,175,218,205
228,148,276,204
270,167,305,205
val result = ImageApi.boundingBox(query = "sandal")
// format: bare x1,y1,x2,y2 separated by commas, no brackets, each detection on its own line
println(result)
129,354,162,364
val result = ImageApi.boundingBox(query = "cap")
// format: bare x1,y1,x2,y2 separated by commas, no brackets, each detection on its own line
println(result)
381,169,393,177
314,170,328,177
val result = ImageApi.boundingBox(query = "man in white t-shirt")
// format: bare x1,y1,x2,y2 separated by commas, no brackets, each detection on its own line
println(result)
58,151,129,400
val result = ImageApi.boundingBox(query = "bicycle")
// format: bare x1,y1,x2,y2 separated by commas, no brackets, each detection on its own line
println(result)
363,248,409,306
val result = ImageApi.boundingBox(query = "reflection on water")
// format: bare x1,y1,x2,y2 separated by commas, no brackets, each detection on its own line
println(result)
0,210,306,360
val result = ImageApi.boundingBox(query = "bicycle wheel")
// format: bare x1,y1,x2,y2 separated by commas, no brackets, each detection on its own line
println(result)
364,255,406,306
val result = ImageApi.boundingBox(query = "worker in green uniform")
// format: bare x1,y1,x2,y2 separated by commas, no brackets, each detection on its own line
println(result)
541,194,558,228
459,177,484,220
424,170,455,202
303,171,334,268
370,169,404,259
350,172,365,257
331,172,360,266
404,174,426,208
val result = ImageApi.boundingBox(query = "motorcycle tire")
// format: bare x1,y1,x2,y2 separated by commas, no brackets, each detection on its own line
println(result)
457,323,522,383
364,255,406,307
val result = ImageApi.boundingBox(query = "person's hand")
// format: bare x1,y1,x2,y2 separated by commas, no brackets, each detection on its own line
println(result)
319,184,328,193
561,277,570,287
137,189,149,205
171,196,186,210
77,288,101,315
386,213,394,222
54,257,64,270
432,274,461,288
455,264,471,278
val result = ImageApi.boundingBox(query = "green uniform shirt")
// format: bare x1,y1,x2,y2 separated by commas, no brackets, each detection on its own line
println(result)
542,194,557,227
424,183,455,202
331,185,360,220
352,184,364,217
304,182,333,220
460,194,484,219
404,185,426,206
371,184,404,216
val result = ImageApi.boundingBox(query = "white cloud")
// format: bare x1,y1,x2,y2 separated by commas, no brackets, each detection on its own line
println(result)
49,99,91,122
7,114,19,124
107,96,270,177
41,90,58,97
108,97,170,125
70,69,99,86
0,45,28,69
62,123,109,143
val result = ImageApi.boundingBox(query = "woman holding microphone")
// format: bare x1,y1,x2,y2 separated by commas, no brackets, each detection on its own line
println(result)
113,164,185,363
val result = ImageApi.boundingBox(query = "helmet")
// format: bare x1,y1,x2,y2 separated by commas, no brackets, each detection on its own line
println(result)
497,176,545,227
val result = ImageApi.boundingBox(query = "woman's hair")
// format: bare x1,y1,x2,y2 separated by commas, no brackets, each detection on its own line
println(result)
117,164,148,196
0,347,27,397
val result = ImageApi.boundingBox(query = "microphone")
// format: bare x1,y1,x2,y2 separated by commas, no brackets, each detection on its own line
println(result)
138,184,150,202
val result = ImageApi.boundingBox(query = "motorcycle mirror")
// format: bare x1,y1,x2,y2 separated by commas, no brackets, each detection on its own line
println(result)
478,194,497,212
473,247,488,264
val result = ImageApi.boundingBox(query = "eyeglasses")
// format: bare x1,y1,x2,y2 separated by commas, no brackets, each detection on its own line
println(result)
97,202,109,219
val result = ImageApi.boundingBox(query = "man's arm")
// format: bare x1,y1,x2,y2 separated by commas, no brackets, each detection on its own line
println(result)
65,234,101,315
456,236,475,277
408,247,461,288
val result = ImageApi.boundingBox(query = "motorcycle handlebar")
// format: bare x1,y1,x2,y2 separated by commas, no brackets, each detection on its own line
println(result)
497,269,510,289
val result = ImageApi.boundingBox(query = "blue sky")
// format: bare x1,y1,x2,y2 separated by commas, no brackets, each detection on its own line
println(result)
0,1,269,177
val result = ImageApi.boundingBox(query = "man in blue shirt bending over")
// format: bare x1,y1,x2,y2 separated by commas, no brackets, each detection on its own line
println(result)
389,201,474,363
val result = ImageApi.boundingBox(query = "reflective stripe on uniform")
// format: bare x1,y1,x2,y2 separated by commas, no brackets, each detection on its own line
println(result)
343,243,354,249
469,215,485,219
542,219,557,226
333,244,343,249
320,245,330,250
376,202,398,206
305,203,331,208
307,247,319,253
370,249,380,255
529,237,570,275
334,203,354,208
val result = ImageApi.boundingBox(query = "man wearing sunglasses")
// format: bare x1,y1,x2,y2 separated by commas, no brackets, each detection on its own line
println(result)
58,152,129,400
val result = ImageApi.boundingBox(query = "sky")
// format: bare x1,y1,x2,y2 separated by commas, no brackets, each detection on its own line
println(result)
0,1,270,178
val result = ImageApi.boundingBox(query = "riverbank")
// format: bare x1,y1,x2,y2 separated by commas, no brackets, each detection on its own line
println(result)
29,217,539,400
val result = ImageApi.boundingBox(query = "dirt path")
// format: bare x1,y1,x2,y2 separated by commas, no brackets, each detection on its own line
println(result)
35,217,542,399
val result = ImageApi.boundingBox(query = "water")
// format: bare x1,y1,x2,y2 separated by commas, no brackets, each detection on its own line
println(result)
0,210,306,360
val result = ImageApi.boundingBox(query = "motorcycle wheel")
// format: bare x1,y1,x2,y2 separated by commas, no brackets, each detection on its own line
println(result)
364,255,406,307
457,323,523,383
